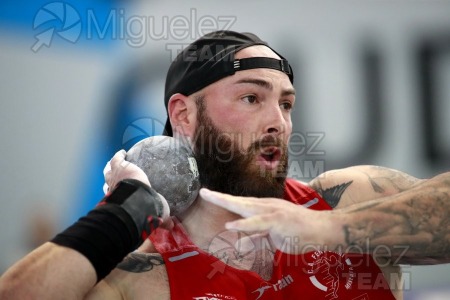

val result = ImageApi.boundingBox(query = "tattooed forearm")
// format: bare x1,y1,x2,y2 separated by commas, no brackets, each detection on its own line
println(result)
117,253,165,273
338,172,450,264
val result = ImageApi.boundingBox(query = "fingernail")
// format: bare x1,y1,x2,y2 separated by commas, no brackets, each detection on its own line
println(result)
200,188,212,196
225,221,236,230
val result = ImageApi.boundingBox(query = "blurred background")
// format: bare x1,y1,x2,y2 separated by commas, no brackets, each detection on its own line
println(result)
0,0,449,298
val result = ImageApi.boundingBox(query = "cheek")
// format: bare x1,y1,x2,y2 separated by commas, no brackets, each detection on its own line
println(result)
286,118,293,134
208,104,252,133
283,119,293,143
211,113,256,150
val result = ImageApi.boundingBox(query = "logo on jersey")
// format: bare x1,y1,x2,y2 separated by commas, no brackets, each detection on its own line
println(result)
305,251,355,299
193,293,236,300
252,274,294,299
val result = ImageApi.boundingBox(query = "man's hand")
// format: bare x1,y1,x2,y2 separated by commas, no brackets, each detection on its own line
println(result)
200,188,343,254
103,150,170,218
104,150,151,192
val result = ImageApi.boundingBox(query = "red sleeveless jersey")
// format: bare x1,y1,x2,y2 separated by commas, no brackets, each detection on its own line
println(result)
150,178,395,299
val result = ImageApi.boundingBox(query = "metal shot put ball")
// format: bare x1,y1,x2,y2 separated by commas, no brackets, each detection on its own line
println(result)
126,136,200,216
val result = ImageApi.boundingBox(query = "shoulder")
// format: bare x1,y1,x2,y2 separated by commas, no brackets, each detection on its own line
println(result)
307,165,423,208
90,252,170,300
284,178,332,210
115,252,165,273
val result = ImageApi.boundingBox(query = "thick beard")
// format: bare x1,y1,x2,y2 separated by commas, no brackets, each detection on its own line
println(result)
192,97,288,198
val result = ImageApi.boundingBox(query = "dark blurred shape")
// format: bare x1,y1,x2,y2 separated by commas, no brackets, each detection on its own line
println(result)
417,35,450,169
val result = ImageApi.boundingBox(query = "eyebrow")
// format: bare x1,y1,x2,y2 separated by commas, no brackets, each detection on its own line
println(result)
234,78,296,96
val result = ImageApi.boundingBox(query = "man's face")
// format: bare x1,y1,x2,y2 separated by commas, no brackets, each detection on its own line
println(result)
191,45,295,198
193,95,288,198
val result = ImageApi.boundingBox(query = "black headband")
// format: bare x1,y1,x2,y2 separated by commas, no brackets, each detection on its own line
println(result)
233,57,292,78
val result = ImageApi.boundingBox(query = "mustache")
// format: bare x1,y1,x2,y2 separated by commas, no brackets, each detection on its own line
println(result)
247,135,285,153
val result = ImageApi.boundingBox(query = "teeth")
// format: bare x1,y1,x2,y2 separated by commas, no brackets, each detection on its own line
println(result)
263,148,274,155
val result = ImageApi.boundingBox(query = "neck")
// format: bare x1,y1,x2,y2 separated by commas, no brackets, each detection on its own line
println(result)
177,194,276,280
177,195,241,250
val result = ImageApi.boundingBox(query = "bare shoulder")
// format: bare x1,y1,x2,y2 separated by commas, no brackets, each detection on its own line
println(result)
308,165,424,208
115,251,166,273
86,252,170,300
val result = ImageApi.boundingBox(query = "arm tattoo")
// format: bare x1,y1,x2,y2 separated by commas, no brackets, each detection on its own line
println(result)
363,166,421,194
313,181,353,208
340,174,450,264
117,252,165,273
367,176,384,193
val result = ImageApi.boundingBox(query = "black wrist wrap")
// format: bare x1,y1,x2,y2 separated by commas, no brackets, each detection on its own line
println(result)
51,179,163,281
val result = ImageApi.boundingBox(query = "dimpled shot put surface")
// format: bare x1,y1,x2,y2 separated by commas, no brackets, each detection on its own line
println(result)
126,136,200,216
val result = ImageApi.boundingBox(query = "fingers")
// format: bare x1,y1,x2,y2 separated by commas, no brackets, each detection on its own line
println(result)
156,192,170,218
104,149,151,191
158,216,175,231
103,160,111,177
102,182,109,195
104,168,112,193
200,188,297,243
103,150,126,193
200,188,269,218
225,214,275,232
110,150,127,169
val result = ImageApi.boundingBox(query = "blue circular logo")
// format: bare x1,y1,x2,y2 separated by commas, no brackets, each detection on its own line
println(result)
122,117,166,150
32,2,81,52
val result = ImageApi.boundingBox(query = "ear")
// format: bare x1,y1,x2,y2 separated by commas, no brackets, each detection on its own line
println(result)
167,93,197,138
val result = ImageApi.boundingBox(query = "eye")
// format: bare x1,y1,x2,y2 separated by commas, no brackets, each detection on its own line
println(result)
242,95,258,104
280,101,293,111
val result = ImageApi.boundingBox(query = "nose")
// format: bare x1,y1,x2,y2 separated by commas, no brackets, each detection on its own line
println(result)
264,105,286,135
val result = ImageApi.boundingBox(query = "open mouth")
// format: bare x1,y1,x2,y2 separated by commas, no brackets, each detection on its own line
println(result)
257,146,282,169
261,146,281,161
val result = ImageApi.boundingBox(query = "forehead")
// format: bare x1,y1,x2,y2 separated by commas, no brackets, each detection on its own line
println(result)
235,45,282,60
